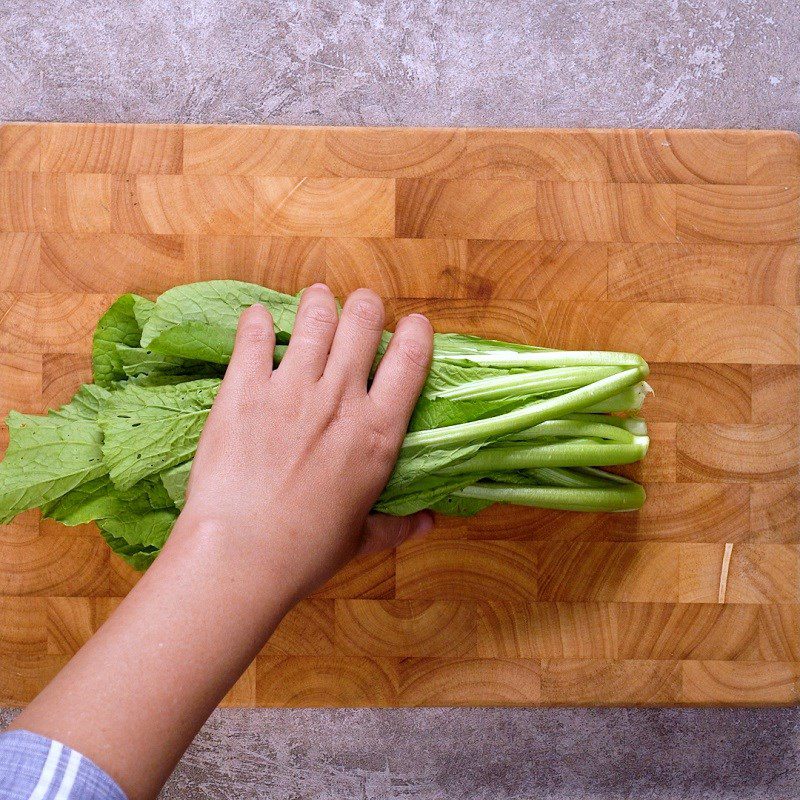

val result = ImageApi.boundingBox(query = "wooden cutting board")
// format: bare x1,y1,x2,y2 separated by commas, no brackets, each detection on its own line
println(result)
0,123,798,707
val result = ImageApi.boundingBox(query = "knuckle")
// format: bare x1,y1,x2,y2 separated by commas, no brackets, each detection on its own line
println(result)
367,420,399,459
304,301,339,327
348,292,384,329
237,319,274,348
394,335,430,369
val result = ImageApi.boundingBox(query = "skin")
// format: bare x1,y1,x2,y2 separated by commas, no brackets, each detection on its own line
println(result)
10,284,435,800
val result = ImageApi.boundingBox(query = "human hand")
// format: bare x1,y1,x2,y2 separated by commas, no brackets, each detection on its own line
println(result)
174,283,435,602
9,285,433,798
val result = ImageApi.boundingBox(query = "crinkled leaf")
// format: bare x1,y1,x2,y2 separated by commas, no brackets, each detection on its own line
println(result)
160,460,192,509
140,280,301,362
99,378,220,490
92,294,147,387
0,410,106,524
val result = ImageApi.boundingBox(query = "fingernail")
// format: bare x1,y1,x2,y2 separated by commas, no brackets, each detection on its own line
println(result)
309,282,328,290
408,313,428,322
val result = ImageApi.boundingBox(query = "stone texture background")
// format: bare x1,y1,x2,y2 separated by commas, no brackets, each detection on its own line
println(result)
0,0,797,129
1,0,799,798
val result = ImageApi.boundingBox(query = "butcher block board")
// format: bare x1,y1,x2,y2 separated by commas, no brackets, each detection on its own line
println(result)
0,123,799,708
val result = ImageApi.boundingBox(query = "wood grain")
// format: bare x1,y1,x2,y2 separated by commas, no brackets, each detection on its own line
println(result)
1,123,798,707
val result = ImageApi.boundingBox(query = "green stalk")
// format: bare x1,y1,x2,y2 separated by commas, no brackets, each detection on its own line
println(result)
441,435,649,474
526,466,627,488
562,414,648,436
582,382,651,413
454,481,646,512
401,366,645,451
507,418,637,444
434,348,649,374
429,366,623,402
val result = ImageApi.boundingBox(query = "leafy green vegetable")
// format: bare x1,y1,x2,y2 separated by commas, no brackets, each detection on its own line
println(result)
0,280,652,570
92,294,148,388
99,379,219,490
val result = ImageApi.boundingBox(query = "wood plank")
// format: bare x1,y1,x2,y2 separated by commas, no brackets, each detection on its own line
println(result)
0,536,108,596
259,599,335,657
536,182,676,243
746,131,800,185
255,656,399,707
115,175,254,235
680,661,799,705
312,551,394,599
676,424,799,482
0,123,798,708
464,240,607,300
677,185,800,243
386,299,800,364
616,603,760,661
0,293,116,353
186,235,324,293
645,363,751,423
752,365,800,422
396,178,538,239
0,596,46,657
183,125,326,176
432,483,750,543
398,658,541,706
607,129,749,184
750,483,799,543
396,541,537,602
40,123,183,174
0,124,41,171
324,127,467,178
536,542,679,603
476,602,618,660
40,233,187,293
453,129,609,181
335,600,476,658
255,177,394,237
0,233,39,291
541,659,681,705
0,353,42,414
326,237,466,298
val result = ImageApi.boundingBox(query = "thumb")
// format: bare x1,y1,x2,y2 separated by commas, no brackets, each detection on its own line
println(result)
357,511,435,556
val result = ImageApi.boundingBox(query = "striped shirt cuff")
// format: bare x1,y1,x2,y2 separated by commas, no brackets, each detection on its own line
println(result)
0,730,127,800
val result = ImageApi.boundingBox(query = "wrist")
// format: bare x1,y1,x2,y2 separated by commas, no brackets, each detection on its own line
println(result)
164,511,300,623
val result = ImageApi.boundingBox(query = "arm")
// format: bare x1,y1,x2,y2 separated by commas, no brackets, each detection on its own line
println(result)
9,285,434,800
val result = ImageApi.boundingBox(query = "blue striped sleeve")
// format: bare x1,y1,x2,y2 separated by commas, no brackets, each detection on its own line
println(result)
0,730,127,800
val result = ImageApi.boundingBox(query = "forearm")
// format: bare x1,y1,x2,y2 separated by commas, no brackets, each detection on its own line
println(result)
9,516,294,800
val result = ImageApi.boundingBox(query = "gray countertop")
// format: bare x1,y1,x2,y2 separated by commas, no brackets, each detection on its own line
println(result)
1,1,799,798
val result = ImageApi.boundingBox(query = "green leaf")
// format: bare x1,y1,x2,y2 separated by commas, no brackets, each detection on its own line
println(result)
92,294,148,388
99,379,220,490
428,492,493,516
98,528,161,571
116,343,223,381
140,281,302,362
160,460,192,509
0,410,106,524
43,474,175,529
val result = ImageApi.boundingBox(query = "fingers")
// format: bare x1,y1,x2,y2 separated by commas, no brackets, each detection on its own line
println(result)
224,304,276,387
278,284,339,381
357,511,434,556
369,313,433,426
324,289,385,390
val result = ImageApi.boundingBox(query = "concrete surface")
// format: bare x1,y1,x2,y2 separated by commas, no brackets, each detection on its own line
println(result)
1,0,799,798
2,706,799,799
0,0,798,129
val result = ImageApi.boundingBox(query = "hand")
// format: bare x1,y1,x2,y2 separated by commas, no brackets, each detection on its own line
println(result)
10,285,434,800
174,283,435,602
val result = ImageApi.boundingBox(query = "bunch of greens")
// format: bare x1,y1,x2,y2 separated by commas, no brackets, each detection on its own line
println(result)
0,281,651,570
